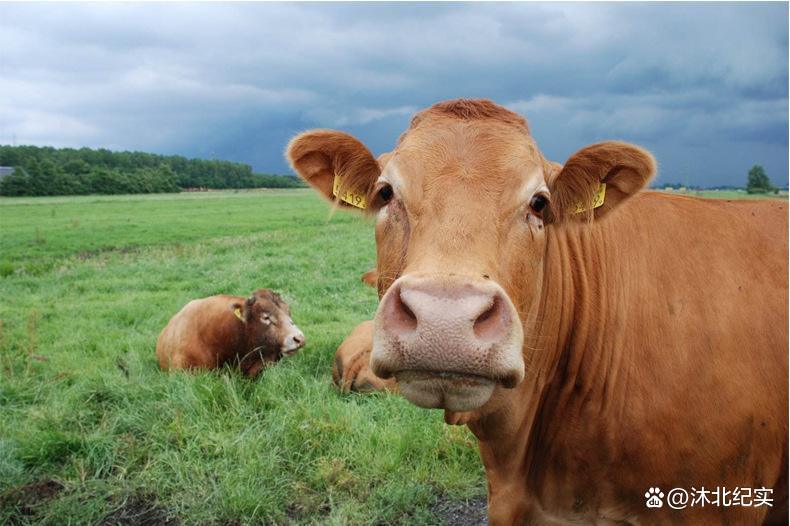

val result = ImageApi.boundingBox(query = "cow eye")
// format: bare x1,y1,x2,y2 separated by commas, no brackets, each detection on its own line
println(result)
376,184,394,205
529,194,549,217
261,314,272,326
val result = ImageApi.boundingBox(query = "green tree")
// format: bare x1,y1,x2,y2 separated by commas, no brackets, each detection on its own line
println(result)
0,168,31,196
0,147,22,167
746,165,774,194
62,159,91,175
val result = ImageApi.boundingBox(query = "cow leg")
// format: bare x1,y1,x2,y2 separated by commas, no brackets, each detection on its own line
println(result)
485,475,535,526
488,490,572,526
332,320,397,394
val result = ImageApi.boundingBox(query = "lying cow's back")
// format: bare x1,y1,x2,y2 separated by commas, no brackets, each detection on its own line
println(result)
156,295,241,370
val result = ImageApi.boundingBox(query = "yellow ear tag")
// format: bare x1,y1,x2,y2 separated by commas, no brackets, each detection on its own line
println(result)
332,175,366,209
574,183,606,214
233,308,245,322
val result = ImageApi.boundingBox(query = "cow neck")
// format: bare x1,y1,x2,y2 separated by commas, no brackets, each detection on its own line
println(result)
470,218,625,487
240,326,264,361
533,220,621,435
222,321,252,365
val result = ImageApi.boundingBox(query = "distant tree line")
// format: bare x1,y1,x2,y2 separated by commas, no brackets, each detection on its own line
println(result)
656,182,702,190
651,165,783,194
0,145,305,196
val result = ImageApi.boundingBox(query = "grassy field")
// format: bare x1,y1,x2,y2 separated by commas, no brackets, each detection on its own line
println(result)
2,188,785,525
0,189,484,525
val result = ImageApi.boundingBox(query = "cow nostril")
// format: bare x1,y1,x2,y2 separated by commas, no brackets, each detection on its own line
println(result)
396,291,418,327
401,299,416,322
475,302,496,324
382,286,419,333
293,335,303,344
473,295,505,340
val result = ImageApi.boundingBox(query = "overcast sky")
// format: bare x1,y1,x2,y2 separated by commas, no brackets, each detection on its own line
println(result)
1,2,787,187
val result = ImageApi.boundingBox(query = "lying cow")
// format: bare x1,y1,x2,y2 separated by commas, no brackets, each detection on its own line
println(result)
157,289,305,378
288,99,788,524
333,320,397,393
330,269,397,394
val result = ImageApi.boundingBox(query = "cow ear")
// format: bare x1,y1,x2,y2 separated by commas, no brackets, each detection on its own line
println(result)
231,302,246,323
547,141,656,222
286,129,381,213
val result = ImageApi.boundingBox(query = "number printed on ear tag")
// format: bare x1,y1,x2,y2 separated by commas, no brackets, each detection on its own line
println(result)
333,175,366,209
574,183,606,214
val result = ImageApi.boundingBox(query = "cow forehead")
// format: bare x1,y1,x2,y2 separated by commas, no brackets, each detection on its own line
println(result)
384,120,546,204
251,290,287,310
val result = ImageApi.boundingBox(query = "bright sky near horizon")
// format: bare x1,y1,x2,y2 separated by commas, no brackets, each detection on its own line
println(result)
1,2,787,187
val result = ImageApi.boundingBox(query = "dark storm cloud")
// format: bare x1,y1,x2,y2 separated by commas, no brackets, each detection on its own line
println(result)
0,2,786,186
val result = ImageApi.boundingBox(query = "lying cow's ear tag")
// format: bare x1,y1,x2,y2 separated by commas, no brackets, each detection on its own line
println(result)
574,183,606,214
332,175,366,209
233,308,245,323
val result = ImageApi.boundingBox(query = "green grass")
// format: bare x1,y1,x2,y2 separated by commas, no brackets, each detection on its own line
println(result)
0,189,483,525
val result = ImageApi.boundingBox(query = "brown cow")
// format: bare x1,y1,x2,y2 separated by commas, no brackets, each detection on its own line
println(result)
330,269,396,394
332,320,397,393
288,99,788,524
157,289,305,378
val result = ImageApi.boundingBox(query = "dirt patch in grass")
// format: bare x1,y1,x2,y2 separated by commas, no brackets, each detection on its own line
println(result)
432,494,488,526
0,479,64,517
284,499,331,523
98,494,178,526
76,245,140,261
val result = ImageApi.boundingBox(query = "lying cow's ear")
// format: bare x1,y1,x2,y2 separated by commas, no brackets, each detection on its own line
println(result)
243,296,257,319
286,129,381,212
547,141,656,222
231,302,246,323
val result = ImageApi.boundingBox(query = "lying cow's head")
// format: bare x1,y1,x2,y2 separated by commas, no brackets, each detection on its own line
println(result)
287,99,654,412
234,288,305,361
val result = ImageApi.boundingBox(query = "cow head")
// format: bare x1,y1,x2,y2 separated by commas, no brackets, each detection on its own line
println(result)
287,99,654,413
233,288,305,361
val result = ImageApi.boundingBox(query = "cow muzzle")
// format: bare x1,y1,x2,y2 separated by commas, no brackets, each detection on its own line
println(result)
371,274,525,412
281,322,306,356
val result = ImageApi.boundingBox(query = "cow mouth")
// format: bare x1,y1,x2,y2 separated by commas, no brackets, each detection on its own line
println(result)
393,369,497,412
280,337,305,358
279,346,301,358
